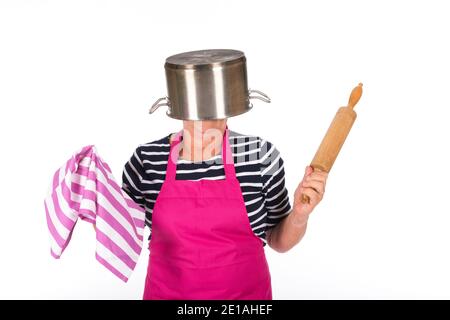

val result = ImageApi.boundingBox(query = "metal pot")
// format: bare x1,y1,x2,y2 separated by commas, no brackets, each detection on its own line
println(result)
149,49,271,120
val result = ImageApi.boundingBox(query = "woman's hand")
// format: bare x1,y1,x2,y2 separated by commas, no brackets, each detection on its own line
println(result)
291,166,328,225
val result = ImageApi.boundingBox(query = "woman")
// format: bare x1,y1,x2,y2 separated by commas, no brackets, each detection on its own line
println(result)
122,119,328,299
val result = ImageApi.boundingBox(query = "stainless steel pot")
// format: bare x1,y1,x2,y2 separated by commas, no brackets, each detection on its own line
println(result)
149,49,271,120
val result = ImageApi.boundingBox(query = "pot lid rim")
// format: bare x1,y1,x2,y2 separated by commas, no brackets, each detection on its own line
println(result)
165,49,246,70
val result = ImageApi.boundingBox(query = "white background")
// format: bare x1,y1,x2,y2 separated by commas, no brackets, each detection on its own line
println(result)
1,0,449,299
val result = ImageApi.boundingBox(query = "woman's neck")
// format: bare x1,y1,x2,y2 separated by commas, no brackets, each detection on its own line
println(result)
172,120,227,162
180,120,226,162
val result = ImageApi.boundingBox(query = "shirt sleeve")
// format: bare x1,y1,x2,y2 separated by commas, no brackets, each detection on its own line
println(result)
122,146,148,224
260,139,292,229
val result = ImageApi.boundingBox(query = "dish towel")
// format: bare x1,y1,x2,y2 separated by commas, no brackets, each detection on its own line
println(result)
44,145,145,282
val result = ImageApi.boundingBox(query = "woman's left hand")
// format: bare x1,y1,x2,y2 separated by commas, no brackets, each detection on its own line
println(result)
292,166,328,223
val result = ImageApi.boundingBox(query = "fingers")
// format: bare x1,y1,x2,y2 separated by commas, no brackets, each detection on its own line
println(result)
304,166,328,180
308,170,328,181
305,174,327,188
303,165,313,179
295,166,328,207
302,179,325,195
305,171,327,188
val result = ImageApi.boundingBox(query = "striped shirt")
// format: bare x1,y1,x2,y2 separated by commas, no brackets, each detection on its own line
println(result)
122,130,292,244
44,145,145,282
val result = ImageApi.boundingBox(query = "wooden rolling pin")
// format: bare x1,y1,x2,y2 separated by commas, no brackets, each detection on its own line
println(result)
301,83,363,204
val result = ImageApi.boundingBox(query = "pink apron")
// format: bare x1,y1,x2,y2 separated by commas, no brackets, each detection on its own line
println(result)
143,129,272,300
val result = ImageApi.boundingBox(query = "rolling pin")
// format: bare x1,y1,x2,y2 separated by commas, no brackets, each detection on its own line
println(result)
301,83,363,204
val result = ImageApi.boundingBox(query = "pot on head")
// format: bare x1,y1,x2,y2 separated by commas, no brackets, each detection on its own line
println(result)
149,49,270,120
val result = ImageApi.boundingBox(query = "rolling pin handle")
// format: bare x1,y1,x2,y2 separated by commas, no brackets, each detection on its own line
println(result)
348,83,363,110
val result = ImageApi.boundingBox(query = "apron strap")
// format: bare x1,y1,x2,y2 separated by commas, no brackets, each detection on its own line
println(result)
166,128,236,181
222,128,236,180
166,131,183,181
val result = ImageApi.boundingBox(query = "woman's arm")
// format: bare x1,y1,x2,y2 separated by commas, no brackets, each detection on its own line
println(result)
267,166,328,253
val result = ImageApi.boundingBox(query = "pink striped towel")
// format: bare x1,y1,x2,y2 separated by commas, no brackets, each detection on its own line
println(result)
44,145,145,282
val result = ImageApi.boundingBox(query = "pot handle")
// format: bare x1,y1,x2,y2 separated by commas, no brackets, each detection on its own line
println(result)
149,96,170,114
248,89,271,103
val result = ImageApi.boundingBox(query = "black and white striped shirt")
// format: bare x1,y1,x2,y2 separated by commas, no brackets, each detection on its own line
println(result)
122,130,291,244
